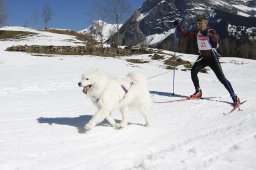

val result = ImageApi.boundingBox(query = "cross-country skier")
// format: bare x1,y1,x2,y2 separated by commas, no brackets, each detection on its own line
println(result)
174,16,240,107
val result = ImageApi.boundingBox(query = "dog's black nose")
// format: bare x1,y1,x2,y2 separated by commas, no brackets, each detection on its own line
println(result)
78,82,82,87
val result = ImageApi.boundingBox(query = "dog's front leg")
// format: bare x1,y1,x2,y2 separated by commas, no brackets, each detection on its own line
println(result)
85,108,109,130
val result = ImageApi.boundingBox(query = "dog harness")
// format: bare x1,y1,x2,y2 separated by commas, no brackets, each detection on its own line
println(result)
92,82,134,104
121,82,134,99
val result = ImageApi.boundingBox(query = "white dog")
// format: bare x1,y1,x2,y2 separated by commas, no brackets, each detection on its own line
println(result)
78,69,151,130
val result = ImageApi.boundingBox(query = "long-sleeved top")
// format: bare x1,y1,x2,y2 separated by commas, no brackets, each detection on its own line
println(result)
177,26,220,57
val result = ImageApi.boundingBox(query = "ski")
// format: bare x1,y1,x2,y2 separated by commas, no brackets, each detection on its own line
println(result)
153,97,192,103
153,96,217,103
223,100,247,116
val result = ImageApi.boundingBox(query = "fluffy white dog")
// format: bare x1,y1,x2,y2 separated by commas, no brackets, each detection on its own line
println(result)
78,69,151,130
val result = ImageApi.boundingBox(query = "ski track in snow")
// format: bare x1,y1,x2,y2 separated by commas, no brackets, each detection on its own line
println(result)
130,104,256,170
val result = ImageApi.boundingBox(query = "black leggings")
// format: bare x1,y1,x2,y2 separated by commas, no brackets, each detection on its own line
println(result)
191,55,236,97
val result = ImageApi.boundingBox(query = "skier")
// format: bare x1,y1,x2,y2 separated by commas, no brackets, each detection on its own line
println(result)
174,16,240,107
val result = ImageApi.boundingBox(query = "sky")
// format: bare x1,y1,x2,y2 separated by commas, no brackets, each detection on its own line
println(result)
5,0,144,31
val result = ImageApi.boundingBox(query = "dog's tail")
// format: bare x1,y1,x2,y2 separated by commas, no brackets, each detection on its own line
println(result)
127,72,147,87
127,71,151,107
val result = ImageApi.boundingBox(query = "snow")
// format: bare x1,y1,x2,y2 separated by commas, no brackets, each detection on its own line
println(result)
232,4,256,13
79,20,120,42
0,26,84,48
237,11,251,17
209,0,233,7
232,4,256,17
209,0,256,17
1,26,256,170
142,29,175,46
136,13,147,22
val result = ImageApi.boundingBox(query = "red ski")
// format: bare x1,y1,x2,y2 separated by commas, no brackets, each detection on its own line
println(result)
223,100,247,116
153,96,213,103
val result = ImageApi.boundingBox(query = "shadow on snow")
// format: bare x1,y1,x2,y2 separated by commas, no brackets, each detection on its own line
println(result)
150,90,187,98
37,115,145,134
37,115,114,134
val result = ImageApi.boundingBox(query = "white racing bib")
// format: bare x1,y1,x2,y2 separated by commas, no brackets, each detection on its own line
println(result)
197,31,212,50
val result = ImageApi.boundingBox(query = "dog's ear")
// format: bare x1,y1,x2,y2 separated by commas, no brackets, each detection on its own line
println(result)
94,68,101,72
88,68,100,73
94,68,104,75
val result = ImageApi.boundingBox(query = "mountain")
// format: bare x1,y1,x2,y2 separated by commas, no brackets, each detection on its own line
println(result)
79,20,120,43
118,0,256,57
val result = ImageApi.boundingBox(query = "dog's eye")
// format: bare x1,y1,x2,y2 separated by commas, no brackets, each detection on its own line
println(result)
86,78,89,80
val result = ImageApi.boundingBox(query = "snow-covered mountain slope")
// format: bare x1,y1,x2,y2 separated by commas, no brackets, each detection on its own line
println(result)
1,26,256,170
79,20,121,43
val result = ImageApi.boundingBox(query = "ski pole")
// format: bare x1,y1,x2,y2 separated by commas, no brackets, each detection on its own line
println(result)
172,25,178,95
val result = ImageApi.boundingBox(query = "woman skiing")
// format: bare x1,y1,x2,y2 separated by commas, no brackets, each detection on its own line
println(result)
174,16,240,107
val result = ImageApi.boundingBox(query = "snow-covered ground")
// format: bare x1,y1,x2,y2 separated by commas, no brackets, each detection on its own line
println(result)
1,27,256,170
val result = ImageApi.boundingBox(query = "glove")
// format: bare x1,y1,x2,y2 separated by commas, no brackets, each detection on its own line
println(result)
173,19,179,26
207,29,216,37
208,29,219,41
208,29,216,34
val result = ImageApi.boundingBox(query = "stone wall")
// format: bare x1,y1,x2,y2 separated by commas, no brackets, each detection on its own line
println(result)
6,45,88,54
5,45,151,56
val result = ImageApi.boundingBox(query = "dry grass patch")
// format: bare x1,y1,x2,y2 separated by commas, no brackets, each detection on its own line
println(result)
164,56,208,73
151,53,164,60
164,56,191,69
0,30,35,40
126,59,149,64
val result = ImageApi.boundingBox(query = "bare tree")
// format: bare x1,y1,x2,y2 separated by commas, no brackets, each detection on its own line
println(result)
87,2,108,49
23,19,29,28
95,20,106,48
0,0,7,26
42,4,52,30
31,9,39,29
91,0,132,49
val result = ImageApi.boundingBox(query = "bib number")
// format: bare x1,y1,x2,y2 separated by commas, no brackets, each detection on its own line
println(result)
197,39,212,50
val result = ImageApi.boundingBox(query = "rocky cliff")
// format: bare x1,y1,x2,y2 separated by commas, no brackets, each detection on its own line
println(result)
117,0,256,48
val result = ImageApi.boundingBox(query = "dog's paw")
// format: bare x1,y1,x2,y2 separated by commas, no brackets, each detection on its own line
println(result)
84,123,93,130
144,123,150,127
115,124,125,129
